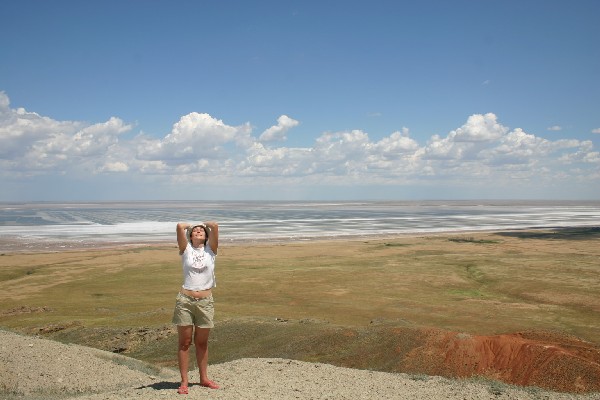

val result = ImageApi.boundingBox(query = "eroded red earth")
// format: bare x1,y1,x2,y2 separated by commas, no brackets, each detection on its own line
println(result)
400,329,600,393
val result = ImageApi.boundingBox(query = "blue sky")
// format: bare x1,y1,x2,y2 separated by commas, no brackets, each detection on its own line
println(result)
1,0,599,201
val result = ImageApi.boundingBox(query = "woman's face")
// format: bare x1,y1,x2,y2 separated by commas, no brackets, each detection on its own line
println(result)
191,227,206,245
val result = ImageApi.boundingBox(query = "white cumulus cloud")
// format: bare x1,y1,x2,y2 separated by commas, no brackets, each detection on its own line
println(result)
0,90,598,199
100,161,129,172
136,112,252,163
259,115,299,142
0,92,132,175
448,113,508,142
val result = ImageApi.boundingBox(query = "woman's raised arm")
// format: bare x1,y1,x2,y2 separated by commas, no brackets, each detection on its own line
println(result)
176,222,191,254
204,221,219,254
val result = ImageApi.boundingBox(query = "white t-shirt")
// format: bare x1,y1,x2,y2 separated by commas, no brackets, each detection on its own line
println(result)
181,242,216,291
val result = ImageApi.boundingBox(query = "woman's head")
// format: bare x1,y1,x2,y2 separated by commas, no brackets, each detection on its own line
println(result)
188,224,209,246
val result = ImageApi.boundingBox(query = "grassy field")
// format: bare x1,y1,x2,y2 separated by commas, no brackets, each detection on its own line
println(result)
1,228,599,371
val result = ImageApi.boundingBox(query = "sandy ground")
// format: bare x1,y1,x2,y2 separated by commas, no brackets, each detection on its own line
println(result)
2,330,599,400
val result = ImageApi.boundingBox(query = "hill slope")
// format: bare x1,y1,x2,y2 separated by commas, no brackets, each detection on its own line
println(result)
2,329,599,400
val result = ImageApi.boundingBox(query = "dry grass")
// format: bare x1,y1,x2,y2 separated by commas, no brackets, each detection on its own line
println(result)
215,231,600,342
0,229,599,354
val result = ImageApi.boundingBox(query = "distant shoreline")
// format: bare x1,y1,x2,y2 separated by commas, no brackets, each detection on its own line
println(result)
1,225,598,254
2,200,599,254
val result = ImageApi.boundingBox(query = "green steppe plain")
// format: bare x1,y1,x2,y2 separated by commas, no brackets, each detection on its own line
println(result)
1,228,599,372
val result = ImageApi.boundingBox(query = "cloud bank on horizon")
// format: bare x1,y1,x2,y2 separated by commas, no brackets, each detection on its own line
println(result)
1,91,598,201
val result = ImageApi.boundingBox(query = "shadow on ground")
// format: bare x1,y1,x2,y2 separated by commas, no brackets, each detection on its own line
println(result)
137,381,180,391
495,227,600,240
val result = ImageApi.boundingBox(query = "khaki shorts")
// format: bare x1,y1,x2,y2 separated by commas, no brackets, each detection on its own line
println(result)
172,292,215,328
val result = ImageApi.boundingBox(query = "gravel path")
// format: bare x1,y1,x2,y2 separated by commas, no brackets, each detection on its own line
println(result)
2,330,599,400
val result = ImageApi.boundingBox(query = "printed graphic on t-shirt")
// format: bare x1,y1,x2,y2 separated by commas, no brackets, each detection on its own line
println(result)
190,247,207,271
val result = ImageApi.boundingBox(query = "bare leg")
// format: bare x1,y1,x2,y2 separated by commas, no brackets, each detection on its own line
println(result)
177,325,194,389
194,327,219,389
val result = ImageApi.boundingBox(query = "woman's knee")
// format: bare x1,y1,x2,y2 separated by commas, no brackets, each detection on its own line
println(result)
178,326,194,350
178,339,192,351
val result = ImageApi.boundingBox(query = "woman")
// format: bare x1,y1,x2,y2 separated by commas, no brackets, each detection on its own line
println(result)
172,221,220,395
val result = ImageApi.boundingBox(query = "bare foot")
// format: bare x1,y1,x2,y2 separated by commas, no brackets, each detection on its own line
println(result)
200,379,220,389
177,385,189,394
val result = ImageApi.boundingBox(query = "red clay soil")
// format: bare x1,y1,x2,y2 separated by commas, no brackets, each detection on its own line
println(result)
401,328,600,393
